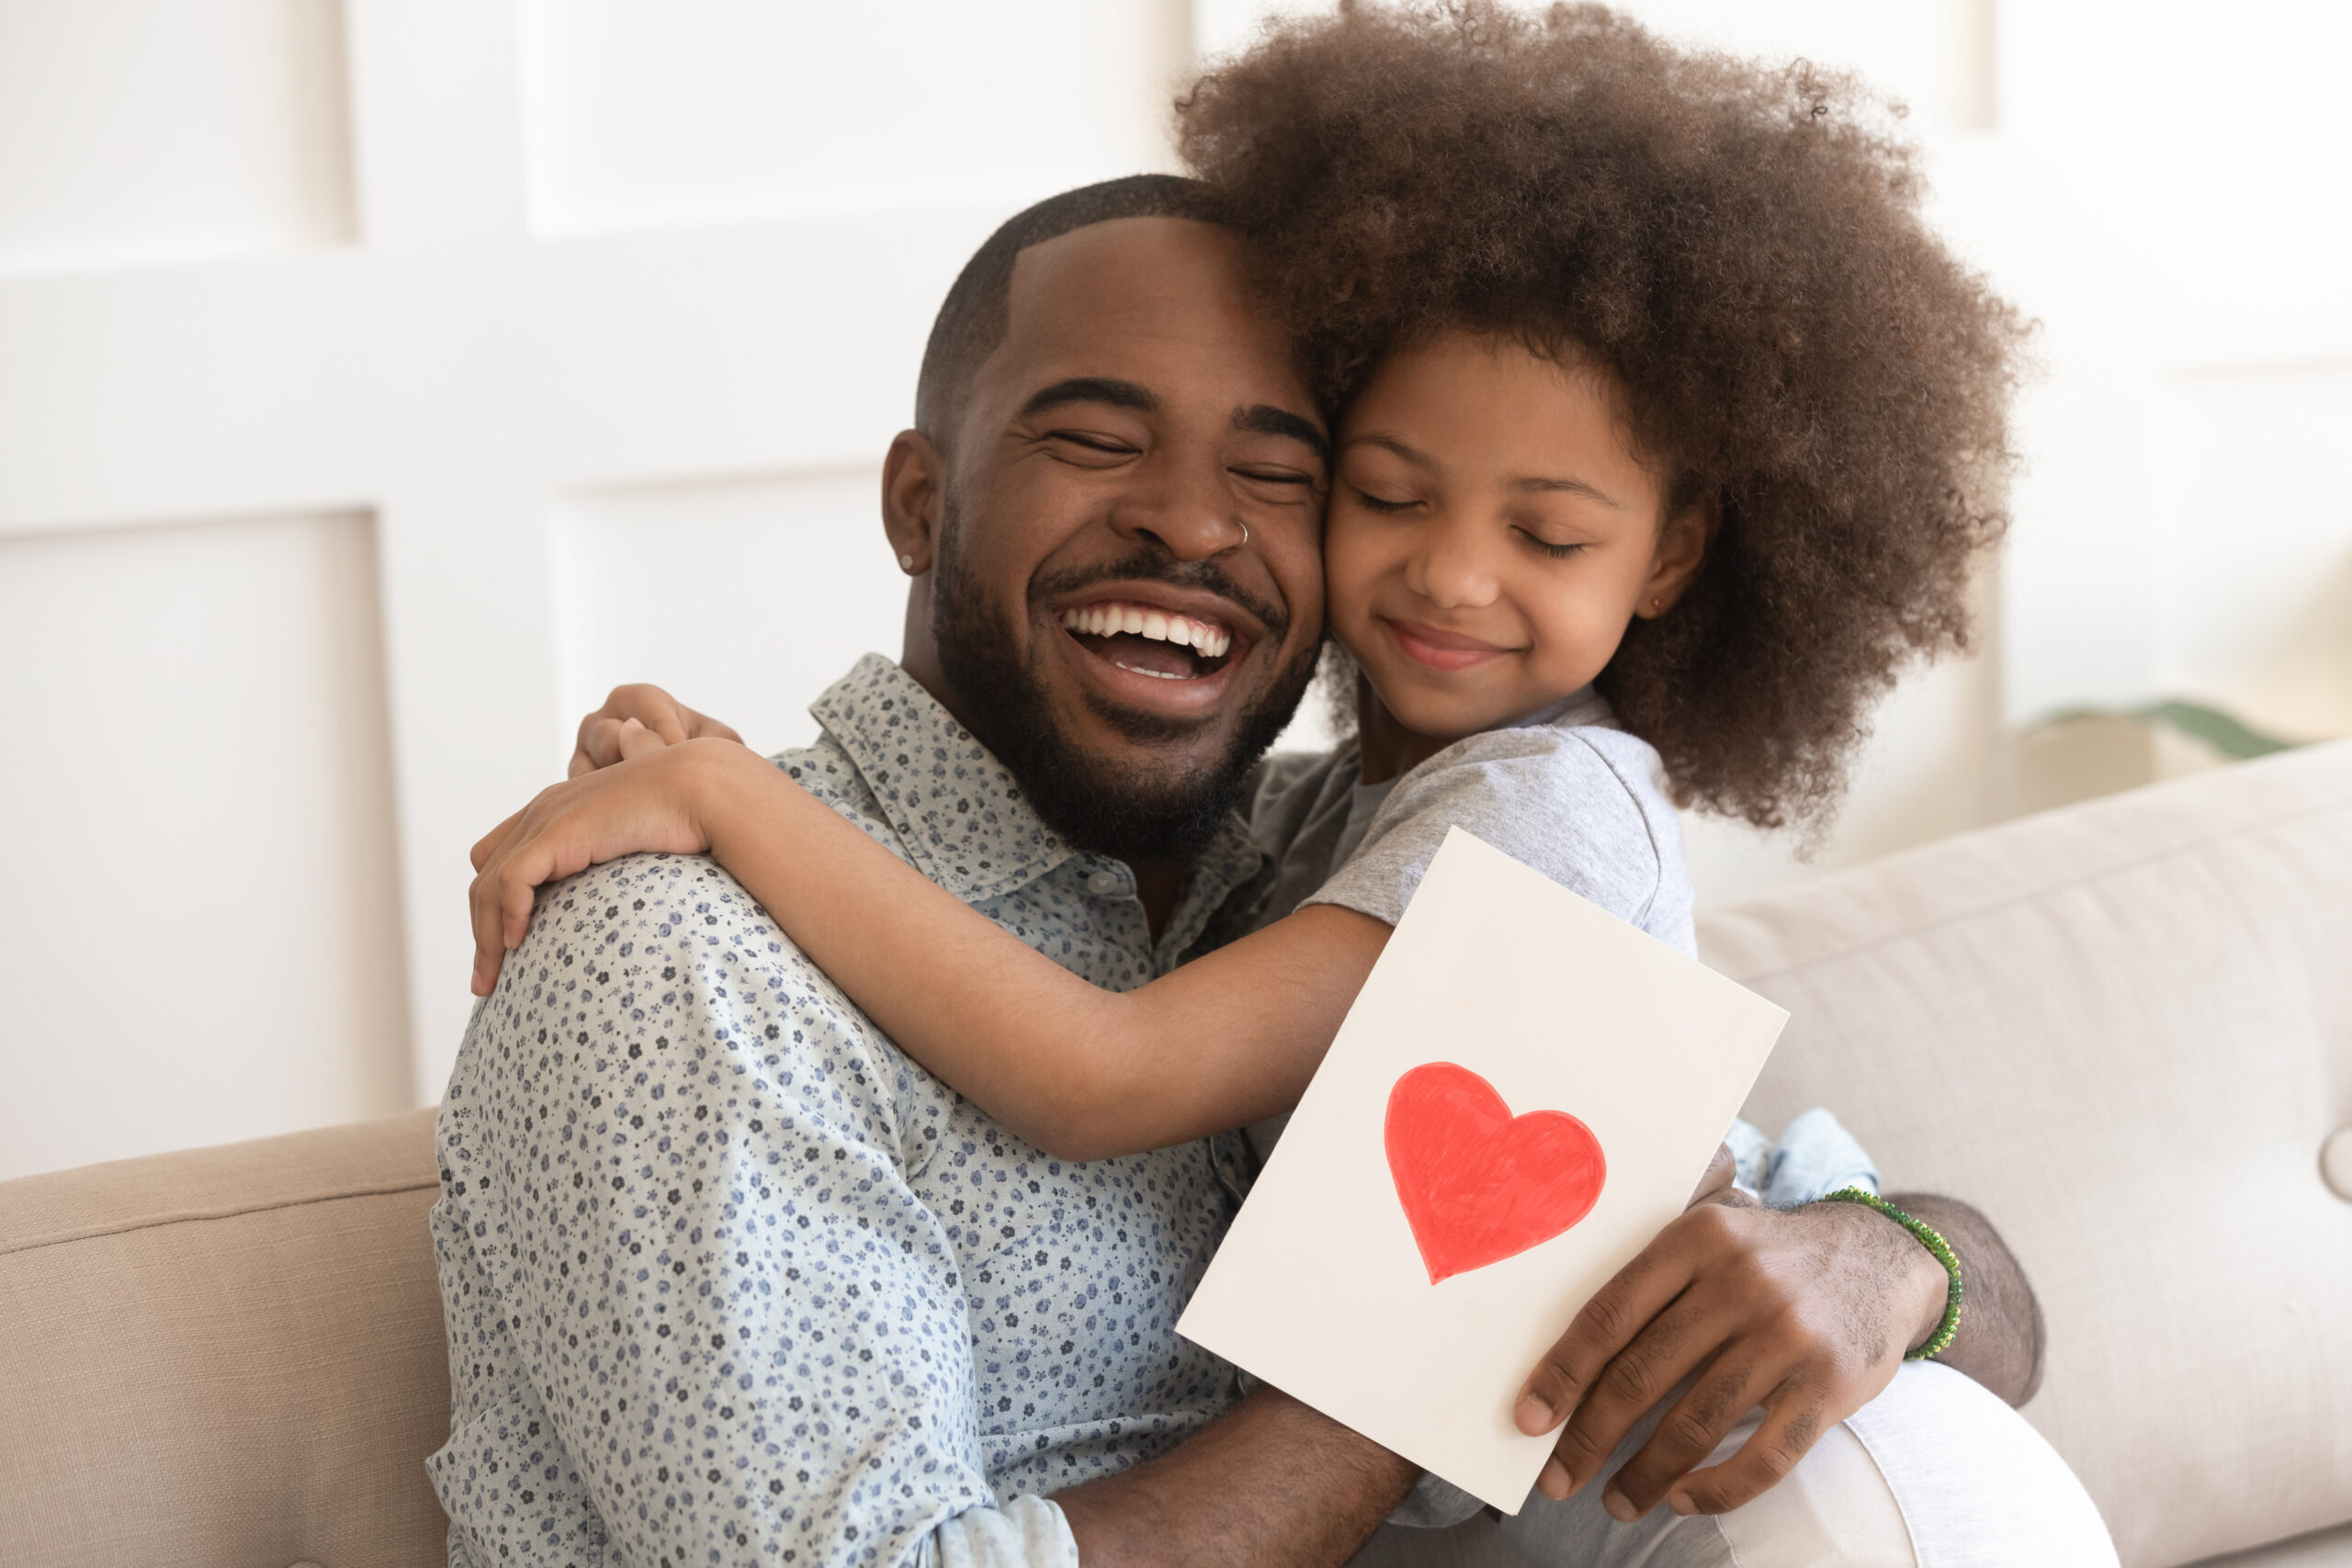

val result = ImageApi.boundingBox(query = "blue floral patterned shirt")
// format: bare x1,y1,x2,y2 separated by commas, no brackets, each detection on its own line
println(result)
430,655,1266,1568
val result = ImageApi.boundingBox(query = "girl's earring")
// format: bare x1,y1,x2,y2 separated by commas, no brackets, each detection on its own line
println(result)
899,553,918,572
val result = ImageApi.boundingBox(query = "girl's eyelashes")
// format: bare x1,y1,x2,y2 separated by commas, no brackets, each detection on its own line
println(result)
1350,487,1421,513
1516,528,1589,559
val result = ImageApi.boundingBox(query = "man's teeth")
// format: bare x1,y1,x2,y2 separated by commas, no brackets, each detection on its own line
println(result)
1057,603,1233,660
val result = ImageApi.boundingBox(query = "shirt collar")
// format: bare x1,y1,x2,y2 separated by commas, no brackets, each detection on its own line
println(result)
808,653,1078,905
807,654,1267,922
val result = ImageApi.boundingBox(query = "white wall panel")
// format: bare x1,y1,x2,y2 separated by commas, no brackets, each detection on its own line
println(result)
554,471,907,759
0,510,409,1179
0,0,352,276
519,0,1190,235
2155,366,2352,739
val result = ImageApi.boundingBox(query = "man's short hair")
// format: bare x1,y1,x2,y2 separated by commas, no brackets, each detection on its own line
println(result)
913,174,1226,445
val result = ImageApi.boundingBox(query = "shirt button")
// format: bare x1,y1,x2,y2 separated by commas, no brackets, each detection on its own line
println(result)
1085,871,1121,896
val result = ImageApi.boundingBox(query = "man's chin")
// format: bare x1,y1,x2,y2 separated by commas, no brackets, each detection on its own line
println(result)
997,713,1253,863
930,548,1315,863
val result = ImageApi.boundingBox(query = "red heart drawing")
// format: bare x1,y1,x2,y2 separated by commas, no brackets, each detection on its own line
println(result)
1385,1062,1607,1284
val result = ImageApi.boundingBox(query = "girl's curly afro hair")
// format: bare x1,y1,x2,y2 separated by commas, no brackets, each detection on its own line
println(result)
1178,1,2031,831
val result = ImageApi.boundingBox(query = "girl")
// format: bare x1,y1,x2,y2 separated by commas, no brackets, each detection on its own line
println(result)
469,0,2030,1544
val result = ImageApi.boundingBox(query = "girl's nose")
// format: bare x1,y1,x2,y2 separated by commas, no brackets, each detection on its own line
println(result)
1404,516,1501,610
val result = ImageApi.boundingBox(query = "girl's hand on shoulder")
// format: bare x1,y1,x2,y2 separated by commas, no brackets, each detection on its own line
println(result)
569,683,744,777
469,738,764,996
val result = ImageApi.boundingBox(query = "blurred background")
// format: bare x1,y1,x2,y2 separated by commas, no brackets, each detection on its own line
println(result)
1,0,2345,1180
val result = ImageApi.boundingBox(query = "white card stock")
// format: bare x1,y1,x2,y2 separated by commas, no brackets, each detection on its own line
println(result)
1176,828,1787,1511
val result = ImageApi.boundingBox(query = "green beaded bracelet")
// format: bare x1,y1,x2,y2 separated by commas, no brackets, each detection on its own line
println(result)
1819,1186,1963,1360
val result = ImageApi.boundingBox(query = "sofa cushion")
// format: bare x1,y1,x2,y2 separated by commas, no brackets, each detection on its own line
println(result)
0,1107,447,1568
1700,741,2352,1568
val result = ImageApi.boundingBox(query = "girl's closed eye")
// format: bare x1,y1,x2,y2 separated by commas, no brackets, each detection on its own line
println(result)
1516,528,1589,559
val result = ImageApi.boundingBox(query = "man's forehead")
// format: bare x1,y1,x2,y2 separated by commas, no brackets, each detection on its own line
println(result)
990,217,1298,389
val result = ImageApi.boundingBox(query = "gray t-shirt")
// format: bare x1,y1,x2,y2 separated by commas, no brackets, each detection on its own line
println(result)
1246,686,1696,953
1239,689,1698,1529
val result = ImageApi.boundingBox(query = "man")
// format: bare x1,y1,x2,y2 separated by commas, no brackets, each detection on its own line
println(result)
434,176,2109,1567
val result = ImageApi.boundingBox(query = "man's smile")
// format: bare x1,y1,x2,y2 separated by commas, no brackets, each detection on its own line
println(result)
1058,599,1234,676
1046,581,1261,717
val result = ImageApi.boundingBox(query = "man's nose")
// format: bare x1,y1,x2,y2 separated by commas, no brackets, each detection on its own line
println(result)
1107,448,1246,561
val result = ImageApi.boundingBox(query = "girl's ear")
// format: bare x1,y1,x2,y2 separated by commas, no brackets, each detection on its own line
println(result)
882,429,947,576
1637,496,1718,618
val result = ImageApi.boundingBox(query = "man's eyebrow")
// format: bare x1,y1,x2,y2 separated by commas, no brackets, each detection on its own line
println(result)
1234,403,1330,463
1017,378,1159,419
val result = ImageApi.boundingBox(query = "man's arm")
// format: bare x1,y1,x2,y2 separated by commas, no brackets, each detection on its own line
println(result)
1042,1149,1745,1564
1054,1388,1419,1568
1512,1186,2044,1521
1887,1191,2045,1404
447,855,1015,1568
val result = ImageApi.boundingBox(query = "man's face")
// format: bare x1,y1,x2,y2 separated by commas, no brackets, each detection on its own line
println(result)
904,218,1329,861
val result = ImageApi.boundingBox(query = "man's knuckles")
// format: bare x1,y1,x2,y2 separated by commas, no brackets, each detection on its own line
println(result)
1573,1286,1641,1349
1548,1416,1613,1477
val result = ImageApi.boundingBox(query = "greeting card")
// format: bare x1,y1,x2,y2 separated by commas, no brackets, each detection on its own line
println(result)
1176,828,1787,1510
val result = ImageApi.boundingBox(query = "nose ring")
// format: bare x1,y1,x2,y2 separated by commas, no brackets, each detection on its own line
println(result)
1237,520,1250,547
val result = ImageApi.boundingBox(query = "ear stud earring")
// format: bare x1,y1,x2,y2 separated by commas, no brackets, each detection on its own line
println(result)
899,553,917,571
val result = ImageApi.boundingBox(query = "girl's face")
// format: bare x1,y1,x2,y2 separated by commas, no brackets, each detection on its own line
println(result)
1325,331,1709,746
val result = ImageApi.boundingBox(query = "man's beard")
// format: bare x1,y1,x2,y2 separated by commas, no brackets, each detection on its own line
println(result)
930,512,1318,864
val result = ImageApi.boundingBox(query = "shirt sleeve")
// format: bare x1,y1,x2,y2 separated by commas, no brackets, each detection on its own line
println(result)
921,1495,1080,1568
1303,723,1690,953
444,856,1022,1568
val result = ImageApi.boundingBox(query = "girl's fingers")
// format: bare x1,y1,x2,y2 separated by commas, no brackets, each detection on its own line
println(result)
691,709,745,746
471,807,525,873
469,862,511,995
500,850,550,953
642,701,690,747
616,716,668,761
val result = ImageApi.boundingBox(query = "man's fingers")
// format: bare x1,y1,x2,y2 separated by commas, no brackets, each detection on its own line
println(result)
1517,1238,1695,1441
1658,1382,1834,1517
1539,1288,1720,1502
1601,1356,1781,1518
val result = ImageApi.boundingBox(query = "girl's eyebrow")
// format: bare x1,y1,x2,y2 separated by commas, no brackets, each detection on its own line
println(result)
1344,432,1436,467
1346,433,1624,508
1509,473,1623,507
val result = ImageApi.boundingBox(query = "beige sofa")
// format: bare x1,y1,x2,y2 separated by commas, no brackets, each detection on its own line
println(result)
5,741,2349,1568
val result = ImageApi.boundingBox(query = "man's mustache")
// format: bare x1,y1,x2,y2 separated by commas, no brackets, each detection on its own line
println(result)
1030,548,1291,646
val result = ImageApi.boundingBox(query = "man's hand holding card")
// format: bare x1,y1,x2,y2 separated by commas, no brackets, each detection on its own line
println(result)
1177,828,1792,1513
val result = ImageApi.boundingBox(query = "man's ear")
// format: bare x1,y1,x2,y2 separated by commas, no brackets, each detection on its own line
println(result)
882,429,947,575
1636,495,1718,619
